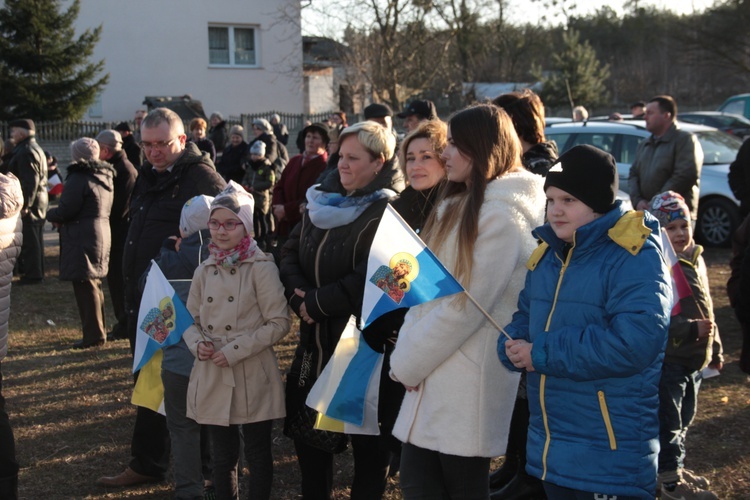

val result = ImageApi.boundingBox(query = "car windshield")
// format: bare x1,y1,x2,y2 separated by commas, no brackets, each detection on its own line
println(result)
695,131,742,165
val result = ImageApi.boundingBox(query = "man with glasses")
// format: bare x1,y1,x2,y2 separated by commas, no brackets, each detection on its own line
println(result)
97,107,225,490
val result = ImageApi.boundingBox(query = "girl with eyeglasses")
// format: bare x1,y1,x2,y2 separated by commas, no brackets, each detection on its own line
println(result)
183,182,290,500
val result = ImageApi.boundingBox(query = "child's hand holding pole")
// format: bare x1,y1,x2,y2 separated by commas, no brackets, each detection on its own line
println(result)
197,340,215,361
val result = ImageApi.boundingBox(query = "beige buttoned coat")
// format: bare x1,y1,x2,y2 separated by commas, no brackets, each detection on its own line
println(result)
184,250,290,426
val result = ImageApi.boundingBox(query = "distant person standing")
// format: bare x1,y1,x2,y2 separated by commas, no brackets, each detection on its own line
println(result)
572,105,588,122
96,129,138,341
295,120,312,154
631,101,647,119
6,119,47,285
209,112,229,157
271,122,329,242
629,95,703,221
47,138,115,349
365,103,395,132
114,121,143,168
396,99,438,133
0,171,22,500
494,89,558,177
250,119,279,167
217,126,249,184
242,141,275,251
133,109,147,144
188,118,217,163
329,111,348,132
270,113,290,145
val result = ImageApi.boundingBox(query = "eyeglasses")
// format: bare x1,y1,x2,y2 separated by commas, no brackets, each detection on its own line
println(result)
208,219,242,231
139,137,178,151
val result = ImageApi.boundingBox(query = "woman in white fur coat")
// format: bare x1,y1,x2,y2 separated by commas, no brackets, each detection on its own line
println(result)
389,104,545,499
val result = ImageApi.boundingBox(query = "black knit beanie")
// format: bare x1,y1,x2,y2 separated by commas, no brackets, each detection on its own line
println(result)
543,144,618,214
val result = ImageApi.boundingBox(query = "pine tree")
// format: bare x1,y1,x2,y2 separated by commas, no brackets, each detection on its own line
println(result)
533,28,610,110
0,0,108,121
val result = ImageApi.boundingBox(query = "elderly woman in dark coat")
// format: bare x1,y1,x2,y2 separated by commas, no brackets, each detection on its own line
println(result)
280,121,402,499
47,138,115,349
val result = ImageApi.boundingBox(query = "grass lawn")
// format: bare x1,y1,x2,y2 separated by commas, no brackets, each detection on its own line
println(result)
3,225,749,499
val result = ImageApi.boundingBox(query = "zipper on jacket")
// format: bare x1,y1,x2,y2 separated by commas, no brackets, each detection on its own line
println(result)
313,230,330,377
539,243,574,480
597,391,617,450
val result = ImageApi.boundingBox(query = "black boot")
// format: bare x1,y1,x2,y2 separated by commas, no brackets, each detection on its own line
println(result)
0,474,18,500
489,454,519,490
490,471,546,500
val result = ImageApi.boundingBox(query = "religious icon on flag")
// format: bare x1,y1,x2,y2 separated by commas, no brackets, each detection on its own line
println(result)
361,204,464,329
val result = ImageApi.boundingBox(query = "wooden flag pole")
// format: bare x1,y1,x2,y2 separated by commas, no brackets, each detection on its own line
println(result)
464,291,513,341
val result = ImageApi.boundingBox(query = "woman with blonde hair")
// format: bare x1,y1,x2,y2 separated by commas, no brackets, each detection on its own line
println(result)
280,120,402,499
389,104,545,499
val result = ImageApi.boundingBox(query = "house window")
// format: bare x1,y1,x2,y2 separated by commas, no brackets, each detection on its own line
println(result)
208,26,257,66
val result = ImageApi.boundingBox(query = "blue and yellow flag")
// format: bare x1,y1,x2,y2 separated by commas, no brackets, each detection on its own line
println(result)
131,261,194,413
306,316,383,435
361,204,464,329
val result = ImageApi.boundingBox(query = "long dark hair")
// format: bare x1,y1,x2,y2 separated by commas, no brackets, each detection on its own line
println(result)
423,104,522,285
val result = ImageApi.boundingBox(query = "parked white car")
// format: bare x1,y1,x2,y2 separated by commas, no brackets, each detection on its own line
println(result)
545,120,742,246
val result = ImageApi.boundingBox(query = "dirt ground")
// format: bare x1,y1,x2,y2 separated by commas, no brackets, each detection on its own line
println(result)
3,227,749,499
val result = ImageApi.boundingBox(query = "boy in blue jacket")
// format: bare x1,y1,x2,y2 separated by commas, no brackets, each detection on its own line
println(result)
498,145,672,500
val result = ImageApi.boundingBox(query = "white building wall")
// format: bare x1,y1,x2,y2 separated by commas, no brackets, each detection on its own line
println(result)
304,71,336,115
71,0,303,121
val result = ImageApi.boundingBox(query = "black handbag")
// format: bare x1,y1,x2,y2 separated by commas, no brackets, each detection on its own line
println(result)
283,361,348,454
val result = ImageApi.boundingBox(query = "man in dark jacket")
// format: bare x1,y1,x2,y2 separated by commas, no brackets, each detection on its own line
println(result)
270,113,290,145
96,129,138,340
7,119,47,285
209,112,228,156
96,108,225,488
114,122,143,168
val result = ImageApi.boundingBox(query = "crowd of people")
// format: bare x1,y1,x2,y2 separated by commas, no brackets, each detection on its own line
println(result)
0,90,745,500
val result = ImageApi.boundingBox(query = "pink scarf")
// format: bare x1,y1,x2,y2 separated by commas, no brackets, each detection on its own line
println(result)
208,235,257,269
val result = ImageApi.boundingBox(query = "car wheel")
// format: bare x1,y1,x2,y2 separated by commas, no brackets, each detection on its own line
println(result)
695,197,740,247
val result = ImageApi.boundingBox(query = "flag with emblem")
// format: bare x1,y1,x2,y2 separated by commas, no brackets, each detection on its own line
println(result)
131,261,194,413
361,204,464,329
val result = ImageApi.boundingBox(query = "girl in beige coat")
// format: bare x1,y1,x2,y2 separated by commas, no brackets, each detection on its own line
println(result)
183,182,290,500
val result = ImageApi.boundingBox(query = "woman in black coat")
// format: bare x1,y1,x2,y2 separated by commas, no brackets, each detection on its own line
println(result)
280,121,402,500
47,138,115,349
216,125,249,184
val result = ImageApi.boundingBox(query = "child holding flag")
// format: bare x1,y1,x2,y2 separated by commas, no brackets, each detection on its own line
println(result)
183,182,290,500
500,145,672,500
648,191,722,500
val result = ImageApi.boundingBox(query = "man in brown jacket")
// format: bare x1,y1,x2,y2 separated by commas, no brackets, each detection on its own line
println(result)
629,95,704,221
